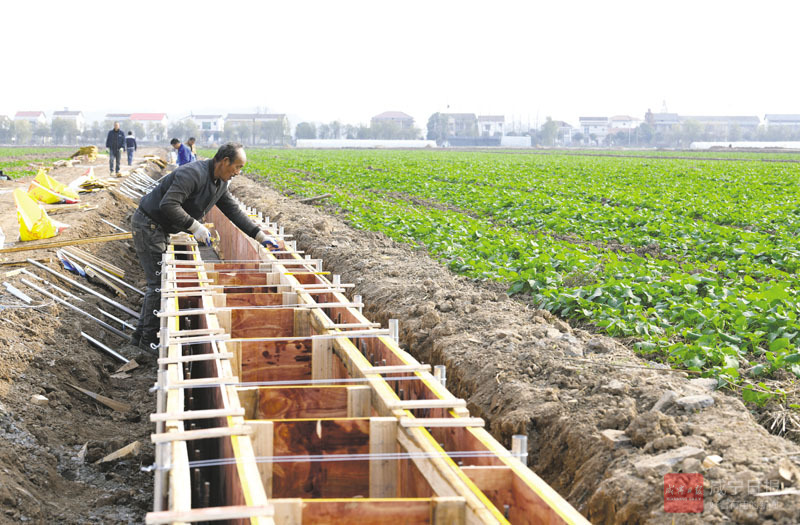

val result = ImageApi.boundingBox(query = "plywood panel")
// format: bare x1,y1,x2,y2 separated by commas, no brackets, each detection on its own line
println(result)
225,293,283,307
299,499,431,525
272,419,370,498
257,387,348,419
240,341,311,382
231,308,294,338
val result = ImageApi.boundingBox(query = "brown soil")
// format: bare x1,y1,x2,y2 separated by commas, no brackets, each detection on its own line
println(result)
0,150,163,523
232,172,800,525
1,147,799,524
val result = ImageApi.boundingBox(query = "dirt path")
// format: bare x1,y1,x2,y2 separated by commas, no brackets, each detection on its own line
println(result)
0,148,163,523
231,172,800,524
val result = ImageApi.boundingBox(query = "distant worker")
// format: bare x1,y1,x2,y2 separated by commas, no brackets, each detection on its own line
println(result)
171,137,193,166
126,142,284,354
125,131,137,166
186,136,197,162
105,122,125,175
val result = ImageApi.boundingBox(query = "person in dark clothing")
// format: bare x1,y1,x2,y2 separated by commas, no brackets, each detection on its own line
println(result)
125,131,137,166
126,142,283,354
170,137,193,166
106,122,125,174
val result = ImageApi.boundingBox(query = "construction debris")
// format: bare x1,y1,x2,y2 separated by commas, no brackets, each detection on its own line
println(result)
3,281,33,303
96,441,141,464
66,383,131,412
70,146,98,162
30,394,49,406
0,232,132,254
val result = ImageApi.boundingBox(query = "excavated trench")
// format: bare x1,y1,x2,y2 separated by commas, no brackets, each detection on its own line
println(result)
232,172,800,525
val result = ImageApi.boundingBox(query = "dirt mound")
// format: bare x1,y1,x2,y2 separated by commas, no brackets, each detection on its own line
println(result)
233,173,800,524
0,152,163,523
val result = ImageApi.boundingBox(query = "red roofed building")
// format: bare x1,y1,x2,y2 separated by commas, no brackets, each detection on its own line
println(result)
14,111,47,126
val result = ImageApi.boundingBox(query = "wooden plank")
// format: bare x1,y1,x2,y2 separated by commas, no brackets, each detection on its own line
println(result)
237,387,259,419
251,421,274,498
400,417,485,428
369,417,398,498
365,364,431,374
433,497,466,525
157,352,233,365
150,425,251,444
460,466,513,493
149,407,244,422
347,386,372,418
0,232,132,254
258,386,348,419
283,498,432,525
225,292,283,307
388,399,467,410
272,418,370,498
145,505,273,524
272,499,302,525
312,338,333,380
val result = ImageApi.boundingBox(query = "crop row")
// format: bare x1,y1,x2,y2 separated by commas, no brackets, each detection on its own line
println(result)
235,149,800,403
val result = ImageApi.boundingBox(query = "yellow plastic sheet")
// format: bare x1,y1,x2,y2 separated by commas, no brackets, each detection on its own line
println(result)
13,189,69,241
27,168,80,204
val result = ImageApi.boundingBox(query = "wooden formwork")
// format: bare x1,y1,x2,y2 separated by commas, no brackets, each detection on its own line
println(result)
146,201,589,525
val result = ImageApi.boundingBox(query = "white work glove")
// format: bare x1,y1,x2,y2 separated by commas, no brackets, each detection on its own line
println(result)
255,230,279,250
189,220,212,246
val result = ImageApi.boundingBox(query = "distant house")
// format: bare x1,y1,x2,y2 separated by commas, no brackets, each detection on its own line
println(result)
226,113,287,126
182,114,224,142
552,120,574,145
578,117,608,140
105,113,131,122
608,115,640,130
442,113,478,137
679,115,759,135
52,109,85,132
477,115,505,137
646,112,680,132
127,113,169,141
14,111,47,126
371,111,414,130
765,114,800,129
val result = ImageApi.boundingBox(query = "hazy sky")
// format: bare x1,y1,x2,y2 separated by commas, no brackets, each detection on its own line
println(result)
2,0,798,129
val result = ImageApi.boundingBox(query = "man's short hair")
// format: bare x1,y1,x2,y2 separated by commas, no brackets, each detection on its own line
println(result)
128,131,132,135
214,142,244,163
188,137,196,142
170,138,180,146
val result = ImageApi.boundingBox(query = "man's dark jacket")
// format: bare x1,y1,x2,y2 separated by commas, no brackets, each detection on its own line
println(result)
106,128,125,150
138,159,260,237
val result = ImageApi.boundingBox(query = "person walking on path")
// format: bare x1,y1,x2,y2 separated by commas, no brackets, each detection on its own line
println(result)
106,122,125,174
171,138,193,166
126,142,283,353
187,137,197,162
125,131,137,166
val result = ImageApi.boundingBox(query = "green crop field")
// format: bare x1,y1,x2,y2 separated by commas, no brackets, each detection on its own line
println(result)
0,147,74,179
222,148,800,404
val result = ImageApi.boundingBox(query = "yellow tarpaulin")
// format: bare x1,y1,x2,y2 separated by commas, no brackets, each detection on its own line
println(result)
27,168,80,204
13,189,69,241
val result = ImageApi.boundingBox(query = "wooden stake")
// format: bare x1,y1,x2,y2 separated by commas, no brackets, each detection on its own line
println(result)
0,232,132,254
250,421,274,497
347,386,372,418
66,383,131,412
369,417,398,498
312,338,333,380
433,497,466,525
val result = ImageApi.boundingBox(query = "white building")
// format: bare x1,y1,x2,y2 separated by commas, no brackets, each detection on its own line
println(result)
765,114,800,129
578,116,608,140
608,115,640,130
477,115,505,137
14,111,47,126
52,109,85,132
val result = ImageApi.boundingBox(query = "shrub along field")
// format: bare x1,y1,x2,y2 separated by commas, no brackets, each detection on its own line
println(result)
225,148,800,405
0,147,73,178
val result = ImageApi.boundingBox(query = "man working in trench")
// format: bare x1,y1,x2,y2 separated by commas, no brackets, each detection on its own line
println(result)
124,142,283,354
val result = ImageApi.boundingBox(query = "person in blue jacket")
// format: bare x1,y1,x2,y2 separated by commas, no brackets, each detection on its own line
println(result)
170,138,193,166
125,131,137,166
